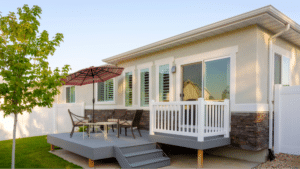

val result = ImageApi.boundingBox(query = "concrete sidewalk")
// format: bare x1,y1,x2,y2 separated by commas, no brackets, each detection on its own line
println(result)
50,149,260,168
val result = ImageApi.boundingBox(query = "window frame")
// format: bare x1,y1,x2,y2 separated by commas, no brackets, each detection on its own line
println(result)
65,85,75,103
95,78,116,105
123,66,135,107
203,56,231,101
137,62,153,107
273,45,291,86
155,57,174,102
175,46,237,109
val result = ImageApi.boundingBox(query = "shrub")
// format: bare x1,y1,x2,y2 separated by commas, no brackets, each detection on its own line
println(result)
78,126,88,132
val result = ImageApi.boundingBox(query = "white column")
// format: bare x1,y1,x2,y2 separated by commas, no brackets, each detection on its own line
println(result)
149,100,155,135
224,99,230,138
197,98,205,142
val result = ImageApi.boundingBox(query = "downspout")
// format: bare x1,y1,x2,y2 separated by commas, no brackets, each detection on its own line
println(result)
268,24,290,160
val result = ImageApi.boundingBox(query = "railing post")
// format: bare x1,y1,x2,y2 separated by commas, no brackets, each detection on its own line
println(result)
197,98,205,142
149,100,155,135
224,99,230,138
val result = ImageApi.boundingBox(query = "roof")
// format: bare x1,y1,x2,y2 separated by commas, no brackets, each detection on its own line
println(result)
103,5,300,65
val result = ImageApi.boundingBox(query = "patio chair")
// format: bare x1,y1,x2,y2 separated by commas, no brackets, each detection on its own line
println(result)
106,109,127,133
68,109,89,138
119,109,143,139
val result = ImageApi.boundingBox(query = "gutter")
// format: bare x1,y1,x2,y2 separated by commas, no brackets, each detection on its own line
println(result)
268,23,290,161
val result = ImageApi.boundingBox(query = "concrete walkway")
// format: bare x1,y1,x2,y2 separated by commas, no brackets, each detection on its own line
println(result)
50,148,260,168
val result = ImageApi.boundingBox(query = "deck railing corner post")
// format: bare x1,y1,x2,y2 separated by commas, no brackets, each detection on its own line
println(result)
197,98,205,142
149,100,155,135
224,99,230,138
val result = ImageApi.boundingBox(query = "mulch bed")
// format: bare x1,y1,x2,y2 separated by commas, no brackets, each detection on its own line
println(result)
256,153,300,168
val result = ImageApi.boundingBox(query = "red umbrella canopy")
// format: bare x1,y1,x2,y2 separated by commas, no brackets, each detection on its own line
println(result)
62,65,124,86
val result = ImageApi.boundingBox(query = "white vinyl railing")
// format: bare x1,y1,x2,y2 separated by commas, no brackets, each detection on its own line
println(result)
149,98,230,142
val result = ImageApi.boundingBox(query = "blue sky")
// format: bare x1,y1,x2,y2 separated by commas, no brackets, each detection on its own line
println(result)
1,0,300,73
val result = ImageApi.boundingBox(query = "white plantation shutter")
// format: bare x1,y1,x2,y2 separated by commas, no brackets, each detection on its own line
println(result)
66,86,75,103
140,68,150,107
125,72,133,107
66,87,70,103
159,64,169,102
105,79,114,101
98,82,105,101
97,79,114,102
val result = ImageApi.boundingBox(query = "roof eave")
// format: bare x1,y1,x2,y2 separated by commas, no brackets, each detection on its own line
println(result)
103,5,300,65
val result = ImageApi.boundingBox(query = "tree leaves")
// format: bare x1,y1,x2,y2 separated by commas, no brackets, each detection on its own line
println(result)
0,4,70,117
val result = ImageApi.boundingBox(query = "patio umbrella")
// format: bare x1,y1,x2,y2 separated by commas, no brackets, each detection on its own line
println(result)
62,65,124,132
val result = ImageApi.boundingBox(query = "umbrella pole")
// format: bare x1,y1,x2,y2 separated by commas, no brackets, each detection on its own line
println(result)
93,77,95,132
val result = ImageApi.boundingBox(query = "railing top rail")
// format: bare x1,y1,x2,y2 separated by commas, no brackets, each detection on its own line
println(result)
204,101,228,105
152,100,229,106
152,101,198,106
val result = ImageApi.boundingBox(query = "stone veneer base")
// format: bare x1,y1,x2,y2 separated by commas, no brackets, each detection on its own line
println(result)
230,112,269,151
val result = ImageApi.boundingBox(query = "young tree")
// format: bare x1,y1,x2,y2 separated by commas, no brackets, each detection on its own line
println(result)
0,5,70,168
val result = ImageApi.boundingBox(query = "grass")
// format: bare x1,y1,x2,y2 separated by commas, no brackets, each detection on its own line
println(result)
0,135,82,168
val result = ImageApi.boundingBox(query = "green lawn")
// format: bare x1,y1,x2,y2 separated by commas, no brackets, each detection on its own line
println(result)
0,135,82,168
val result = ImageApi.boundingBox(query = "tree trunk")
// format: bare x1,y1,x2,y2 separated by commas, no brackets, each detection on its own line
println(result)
11,113,18,169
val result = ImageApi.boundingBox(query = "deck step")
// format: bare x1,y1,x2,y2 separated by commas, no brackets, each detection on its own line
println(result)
115,142,170,168
124,149,162,157
130,157,170,168
119,142,156,154
125,149,164,163
117,141,155,148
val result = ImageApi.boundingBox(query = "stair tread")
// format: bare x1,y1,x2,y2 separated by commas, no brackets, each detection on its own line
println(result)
124,149,162,157
117,142,155,148
130,157,170,168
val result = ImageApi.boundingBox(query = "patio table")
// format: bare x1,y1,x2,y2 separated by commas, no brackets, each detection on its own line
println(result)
82,121,119,139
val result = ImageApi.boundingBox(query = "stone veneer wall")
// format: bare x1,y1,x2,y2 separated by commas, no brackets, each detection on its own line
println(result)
230,112,269,151
85,109,150,130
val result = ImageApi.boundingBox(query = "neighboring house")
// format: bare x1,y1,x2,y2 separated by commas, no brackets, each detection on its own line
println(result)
57,5,300,161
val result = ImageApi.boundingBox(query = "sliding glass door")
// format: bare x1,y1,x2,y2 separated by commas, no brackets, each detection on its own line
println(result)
204,57,230,101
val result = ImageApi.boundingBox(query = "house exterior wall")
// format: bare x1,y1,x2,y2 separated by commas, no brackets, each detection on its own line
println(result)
58,25,300,151
60,25,262,110
256,26,300,103
117,25,259,109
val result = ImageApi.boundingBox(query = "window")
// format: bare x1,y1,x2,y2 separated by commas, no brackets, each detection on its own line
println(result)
182,62,202,101
125,72,133,107
159,64,170,102
204,57,230,101
97,79,114,102
274,53,290,86
140,68,150,107
66,86,75,103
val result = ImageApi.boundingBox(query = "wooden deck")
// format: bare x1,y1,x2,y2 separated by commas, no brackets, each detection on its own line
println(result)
47,129,153,160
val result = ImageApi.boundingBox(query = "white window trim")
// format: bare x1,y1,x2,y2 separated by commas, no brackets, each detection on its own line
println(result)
175,46,239,111
155,57,174,102
123,66,135,107
65,85,76,103
273,44,292,86
137,62,153,108
95,78,116,105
